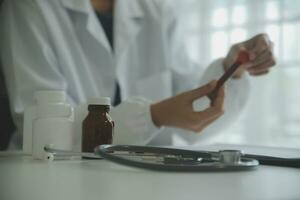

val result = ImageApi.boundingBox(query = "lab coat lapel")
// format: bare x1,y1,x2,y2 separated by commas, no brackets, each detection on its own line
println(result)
61,0,112,54
86,12,112,54
114,0,144,61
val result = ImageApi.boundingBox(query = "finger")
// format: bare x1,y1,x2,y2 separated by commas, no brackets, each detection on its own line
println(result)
230,44,248,62
249,65,270,75
251,39,269,55
243,34,264,49
202,112,223,126
249,46,273,67
246,34,269,49
245,34,272,56
188,87,224,130
249,64,271,75
250,70,270,76
192,112,223,133
248,58,276,74
187,103,224,132
197,86,224,120
196,104,224,122
187,80,217,101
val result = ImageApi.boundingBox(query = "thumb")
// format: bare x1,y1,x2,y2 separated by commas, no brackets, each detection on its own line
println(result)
187,80,217,101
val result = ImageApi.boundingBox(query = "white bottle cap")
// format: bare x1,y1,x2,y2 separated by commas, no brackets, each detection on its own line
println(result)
87,97,111,106
34,90,66,104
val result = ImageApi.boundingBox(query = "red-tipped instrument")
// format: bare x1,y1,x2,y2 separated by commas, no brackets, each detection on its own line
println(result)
208,51,250,100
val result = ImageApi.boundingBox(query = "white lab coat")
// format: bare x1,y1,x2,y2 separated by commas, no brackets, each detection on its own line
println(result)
0,0,250,148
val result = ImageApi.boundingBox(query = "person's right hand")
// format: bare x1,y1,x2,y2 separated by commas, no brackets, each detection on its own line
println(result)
150,81,225,133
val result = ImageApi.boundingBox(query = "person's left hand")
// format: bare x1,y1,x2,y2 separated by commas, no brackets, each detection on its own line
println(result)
224,33,276,78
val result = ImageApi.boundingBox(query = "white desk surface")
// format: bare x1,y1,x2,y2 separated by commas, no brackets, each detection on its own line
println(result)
1,145,300,200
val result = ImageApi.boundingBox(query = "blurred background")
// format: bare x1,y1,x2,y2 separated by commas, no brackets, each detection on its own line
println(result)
180,0,300,148
0,0,299,150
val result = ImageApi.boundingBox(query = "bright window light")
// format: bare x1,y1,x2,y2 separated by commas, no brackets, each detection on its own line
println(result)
232,5,246,25
212,8,228,27
230,28,246,44
266,1,280,20
283,23,297,61
211,31,228,59
282,68,300,136
265,25,280,56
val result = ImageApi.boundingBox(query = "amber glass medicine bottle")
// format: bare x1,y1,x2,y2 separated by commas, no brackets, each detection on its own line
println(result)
82,97,114,153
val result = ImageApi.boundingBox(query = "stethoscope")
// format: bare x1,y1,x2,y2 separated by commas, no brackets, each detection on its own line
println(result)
44,145,300,171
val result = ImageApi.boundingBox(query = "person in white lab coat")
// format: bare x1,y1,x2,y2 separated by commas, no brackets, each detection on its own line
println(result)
0,0,275,148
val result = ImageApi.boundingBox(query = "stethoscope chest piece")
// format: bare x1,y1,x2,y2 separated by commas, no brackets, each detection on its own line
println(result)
213,150,259,170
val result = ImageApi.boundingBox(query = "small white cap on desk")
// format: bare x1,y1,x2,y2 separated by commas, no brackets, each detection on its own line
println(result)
45,153,54,161
88,97,111,106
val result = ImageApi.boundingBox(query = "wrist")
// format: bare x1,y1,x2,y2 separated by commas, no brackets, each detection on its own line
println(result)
150,103,163,128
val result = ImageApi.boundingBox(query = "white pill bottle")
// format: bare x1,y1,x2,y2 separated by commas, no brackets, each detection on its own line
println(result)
23,91,74,159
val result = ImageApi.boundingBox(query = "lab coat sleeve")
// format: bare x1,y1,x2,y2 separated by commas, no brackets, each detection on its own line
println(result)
110,97,162,145
0,0,69,143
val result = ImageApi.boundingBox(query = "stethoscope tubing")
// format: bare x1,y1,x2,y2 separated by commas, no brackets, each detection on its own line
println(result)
96,145,300,170
243,154,300,168
95,145,258,172
43,145,300,170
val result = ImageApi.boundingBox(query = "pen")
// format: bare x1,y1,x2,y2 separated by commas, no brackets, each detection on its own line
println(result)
208,51,250,100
